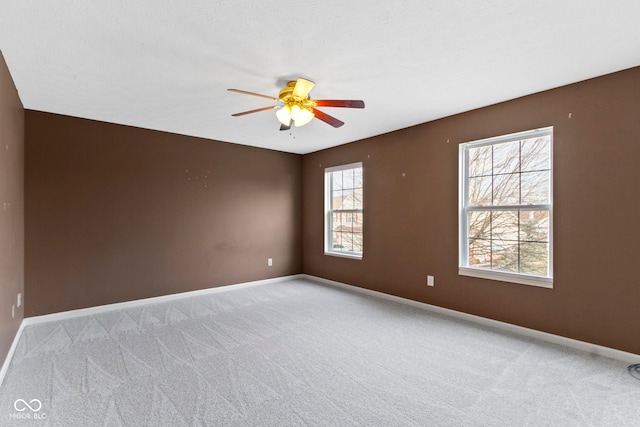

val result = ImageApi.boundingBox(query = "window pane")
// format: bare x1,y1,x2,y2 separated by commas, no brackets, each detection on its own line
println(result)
332,230,343,250
352,188,363,209
356,214,363,229
521,136,550,172
340,232,354,252
521,171,549,204
493,173,520,206
491,240,519,272
332,190,346,210
519,210,550,243
491,210,519,242
469,176,492,206
354,167,363,189
343,169,355,190
335,231,358,252
338,235,350,252
332,171,343,191
520,242,549,275
493,141,520,175
341,192,356,209
354,212,363,226
468,211,491,240
469,145,492,177
352,232,363,252
469,238,491,268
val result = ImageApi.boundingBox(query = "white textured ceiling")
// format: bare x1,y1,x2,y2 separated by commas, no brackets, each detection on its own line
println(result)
1,1,639,154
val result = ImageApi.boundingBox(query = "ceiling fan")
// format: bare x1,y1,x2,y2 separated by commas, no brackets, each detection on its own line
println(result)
228,78,365,130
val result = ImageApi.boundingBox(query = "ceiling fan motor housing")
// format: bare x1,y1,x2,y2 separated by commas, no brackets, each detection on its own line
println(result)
278,81,317,110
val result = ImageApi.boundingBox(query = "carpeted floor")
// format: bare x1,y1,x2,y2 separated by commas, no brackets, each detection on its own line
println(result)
1,278,639,426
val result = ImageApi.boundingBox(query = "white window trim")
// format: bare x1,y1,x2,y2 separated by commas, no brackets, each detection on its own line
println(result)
325,162,363,260
458,127,553,288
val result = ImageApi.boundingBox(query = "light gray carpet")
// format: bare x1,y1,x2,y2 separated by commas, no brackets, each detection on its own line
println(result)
1,278,638,426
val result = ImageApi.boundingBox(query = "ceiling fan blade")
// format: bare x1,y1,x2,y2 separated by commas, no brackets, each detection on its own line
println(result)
280,123,291,131
312,108,344,128
292,78,315,99
315,100,365,109
227,88,277,101
231,106,276,116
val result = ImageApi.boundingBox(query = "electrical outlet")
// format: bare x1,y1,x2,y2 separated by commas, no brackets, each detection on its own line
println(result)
17,293,22,308
267,258,273,267
427,275,434,287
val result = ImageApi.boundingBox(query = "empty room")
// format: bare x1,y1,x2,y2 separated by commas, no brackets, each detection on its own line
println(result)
1,1,640,426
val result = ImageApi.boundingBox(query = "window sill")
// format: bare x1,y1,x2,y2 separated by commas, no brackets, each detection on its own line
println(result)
458,267,553,289
325,251,363,260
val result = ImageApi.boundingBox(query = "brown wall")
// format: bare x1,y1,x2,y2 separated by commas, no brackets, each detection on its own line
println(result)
0,51,24,363
25,112,302,316
303,66,640,355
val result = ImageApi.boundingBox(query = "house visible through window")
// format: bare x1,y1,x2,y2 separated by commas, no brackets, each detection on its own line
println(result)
325,163,363,258
459,127,553,288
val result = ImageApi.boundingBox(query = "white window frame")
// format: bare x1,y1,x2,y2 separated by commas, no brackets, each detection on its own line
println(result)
325,162,363,259
459,127,553,288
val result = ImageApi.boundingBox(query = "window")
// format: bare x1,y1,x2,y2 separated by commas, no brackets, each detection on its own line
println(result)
459,127,553,288
325,163,363,259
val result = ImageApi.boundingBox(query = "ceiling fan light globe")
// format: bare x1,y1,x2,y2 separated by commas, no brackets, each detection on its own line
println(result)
290,104,302,119
276,106,292,126
291,106,314,127
292,108,314,127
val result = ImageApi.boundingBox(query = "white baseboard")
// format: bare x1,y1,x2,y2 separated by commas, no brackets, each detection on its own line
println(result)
23,274,304,326
304,274,640,364
0,320,26,389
